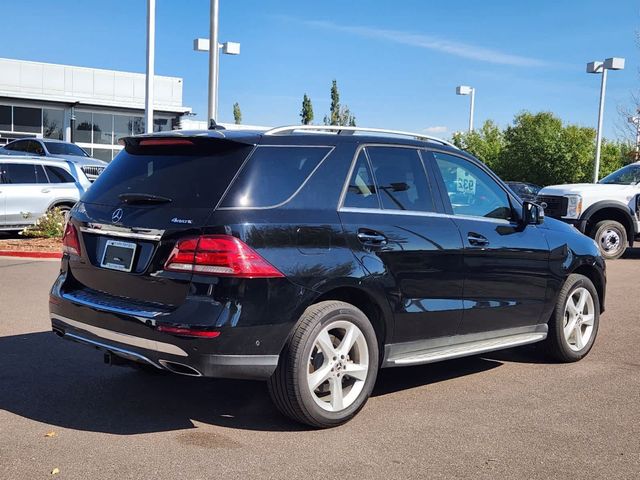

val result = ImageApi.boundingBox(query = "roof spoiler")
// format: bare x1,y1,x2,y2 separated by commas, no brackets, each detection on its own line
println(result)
119,130,259,153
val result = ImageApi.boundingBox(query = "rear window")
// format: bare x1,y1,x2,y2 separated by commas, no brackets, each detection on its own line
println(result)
45,165,76,183
45,142,88,157
220,146,332,208
82,143,253,208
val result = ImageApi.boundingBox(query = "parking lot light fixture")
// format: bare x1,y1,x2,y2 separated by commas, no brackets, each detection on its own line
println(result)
193,1,241,125
456,85,475,133
587,57,625,183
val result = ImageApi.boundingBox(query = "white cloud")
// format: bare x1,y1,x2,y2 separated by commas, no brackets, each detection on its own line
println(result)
424,126,448,134
301,19,548,67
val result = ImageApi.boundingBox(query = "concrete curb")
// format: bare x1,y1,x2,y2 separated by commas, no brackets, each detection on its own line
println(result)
0,250,62,260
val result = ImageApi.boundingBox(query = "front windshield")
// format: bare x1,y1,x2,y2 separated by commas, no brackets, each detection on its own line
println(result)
599,164,640,185
44,142,89,157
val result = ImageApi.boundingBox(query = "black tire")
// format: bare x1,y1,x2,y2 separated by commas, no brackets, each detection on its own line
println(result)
592,220,627,260
544,274,600,362
268,300,379,428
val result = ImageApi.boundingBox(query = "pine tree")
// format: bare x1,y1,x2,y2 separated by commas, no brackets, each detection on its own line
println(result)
323,80,356,126
300,94,314,125
233,102,242,125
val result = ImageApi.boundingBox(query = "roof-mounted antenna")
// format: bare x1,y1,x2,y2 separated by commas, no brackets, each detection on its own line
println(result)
208,119,225,130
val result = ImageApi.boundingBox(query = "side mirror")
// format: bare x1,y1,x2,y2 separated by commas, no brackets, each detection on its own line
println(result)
522,201,544,225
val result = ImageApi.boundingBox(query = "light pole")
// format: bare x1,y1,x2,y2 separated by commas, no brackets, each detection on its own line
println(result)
456,85,475,133
194,0,240,126
587,57,625,182
144,0,155,134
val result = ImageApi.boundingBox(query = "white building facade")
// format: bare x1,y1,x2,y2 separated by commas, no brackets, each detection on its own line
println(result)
0,58,190,161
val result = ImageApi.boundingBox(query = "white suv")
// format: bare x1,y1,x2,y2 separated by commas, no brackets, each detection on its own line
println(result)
0,155,91,231
537,162,640,259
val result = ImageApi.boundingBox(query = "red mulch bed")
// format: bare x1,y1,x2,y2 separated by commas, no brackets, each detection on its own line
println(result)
0,236,62,253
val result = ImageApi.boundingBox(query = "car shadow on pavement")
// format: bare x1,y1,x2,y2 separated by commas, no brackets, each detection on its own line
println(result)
621,246,640,259
0,331,524,434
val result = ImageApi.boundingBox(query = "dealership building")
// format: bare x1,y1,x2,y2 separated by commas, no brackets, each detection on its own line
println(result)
0,57,191,161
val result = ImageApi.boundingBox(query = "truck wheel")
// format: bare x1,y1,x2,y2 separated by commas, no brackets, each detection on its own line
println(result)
268,301,379,428
544,274,600,362
592,220,627,260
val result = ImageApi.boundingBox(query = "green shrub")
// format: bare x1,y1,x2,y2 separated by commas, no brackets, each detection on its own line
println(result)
19,208,66,238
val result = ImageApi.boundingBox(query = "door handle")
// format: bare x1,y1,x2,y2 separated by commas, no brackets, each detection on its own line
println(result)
467,232,489,247
357,229,388,246
41,188,51,193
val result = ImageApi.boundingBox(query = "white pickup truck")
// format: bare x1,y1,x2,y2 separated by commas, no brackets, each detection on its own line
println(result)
537,162,640,260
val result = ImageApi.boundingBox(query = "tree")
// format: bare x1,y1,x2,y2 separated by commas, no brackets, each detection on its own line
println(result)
451,120,504,171
300,94,314,125
323,80,356,126
233,102,242,125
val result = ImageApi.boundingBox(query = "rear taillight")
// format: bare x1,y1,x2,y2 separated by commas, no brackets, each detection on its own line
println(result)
164,235,284,278
62,222,81,256
156,325,221,338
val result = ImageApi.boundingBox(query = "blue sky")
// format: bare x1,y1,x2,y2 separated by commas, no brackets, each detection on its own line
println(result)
1,0,638,139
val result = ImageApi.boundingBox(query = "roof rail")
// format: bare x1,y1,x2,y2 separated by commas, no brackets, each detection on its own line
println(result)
264,125,458,149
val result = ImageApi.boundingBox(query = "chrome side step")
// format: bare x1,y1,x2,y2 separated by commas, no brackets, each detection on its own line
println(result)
386,331,547,367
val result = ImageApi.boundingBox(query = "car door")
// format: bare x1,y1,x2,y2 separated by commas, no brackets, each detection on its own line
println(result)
0,164,6,226
339,146,465,347
3,162,54,226
428,150,550,335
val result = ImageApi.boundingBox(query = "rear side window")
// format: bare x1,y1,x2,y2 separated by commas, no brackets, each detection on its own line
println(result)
45,165,75,183
343,150,380,209
83,143,254,208
2,163,47,184
221,146,332,208
367,147,435,212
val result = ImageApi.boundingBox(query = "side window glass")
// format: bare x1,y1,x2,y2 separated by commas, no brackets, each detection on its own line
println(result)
31,141,45,156
368,147,434,212
4,163,38,184
35,165,48,184
8,141,26,152
433,152,512,220
45,165,75,183
343,150,380,209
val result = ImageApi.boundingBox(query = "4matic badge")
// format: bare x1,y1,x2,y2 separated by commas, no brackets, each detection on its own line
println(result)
171,217,193,224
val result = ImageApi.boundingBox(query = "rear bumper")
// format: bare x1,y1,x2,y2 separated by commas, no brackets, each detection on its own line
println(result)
48,271,303,380
51,313,279,379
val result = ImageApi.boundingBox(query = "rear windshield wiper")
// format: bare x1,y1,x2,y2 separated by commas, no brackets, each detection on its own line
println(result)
118,193,173,205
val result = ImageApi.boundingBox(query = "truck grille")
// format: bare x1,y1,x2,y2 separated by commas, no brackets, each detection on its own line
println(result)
81,165,106,182
536,195,567,218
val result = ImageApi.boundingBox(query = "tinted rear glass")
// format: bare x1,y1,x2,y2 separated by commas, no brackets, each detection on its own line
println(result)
220,146,332,208
82,143,253,208
45,142,88,156
45,165,76,183
2,163,47,184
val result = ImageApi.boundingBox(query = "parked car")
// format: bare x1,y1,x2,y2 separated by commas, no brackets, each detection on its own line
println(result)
1,138,108,182
506,181,541,202
0,155,90,230
50,126,606,428
537,162,640,260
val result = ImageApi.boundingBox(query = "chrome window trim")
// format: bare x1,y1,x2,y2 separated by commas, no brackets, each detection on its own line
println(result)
338,206,512,224
79,224,164,241
217,144,335,211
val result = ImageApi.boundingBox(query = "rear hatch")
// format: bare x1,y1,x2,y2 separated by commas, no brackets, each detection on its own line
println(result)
64,134,256,307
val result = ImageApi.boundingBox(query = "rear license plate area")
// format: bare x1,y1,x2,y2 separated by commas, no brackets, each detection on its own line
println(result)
100,239,137,272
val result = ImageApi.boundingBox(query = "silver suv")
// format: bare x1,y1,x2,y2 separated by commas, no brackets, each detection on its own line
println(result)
0,155,90,230
1,139,108,182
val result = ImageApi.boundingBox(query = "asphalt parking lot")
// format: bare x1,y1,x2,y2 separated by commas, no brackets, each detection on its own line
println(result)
1,255,639,480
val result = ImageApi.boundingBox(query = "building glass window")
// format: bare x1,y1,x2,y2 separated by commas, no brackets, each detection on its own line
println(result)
93,112,113,145
0,105,11,131
153,117,169,132
43,108,64,140
131,116,145,135
13,106,41,133
74,111,93,143
92,148,113,162
113,115,132,144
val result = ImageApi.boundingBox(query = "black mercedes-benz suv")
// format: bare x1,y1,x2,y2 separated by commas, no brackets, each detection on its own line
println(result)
50,125,606,428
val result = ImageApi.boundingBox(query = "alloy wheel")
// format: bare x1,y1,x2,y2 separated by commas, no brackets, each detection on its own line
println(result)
563,287,596,352
307,320,369,412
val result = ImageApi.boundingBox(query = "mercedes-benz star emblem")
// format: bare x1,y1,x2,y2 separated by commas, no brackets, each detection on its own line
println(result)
540,202,548,209
111,208,124,224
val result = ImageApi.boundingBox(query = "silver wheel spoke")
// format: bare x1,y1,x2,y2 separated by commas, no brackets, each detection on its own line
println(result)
315,329,336,358
582,314,595,326
574,326,584,350
308,364,332,391
338,323,360,357
343,362,368,381
328,377,344,411
576,290,588,313
564,317,578,340
566,298,579,316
